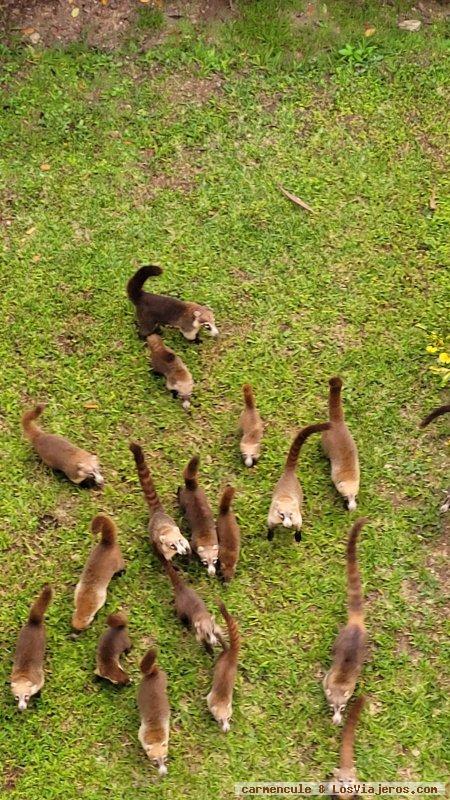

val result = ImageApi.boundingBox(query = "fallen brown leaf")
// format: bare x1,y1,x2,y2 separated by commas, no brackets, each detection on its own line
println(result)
364,26,376,37
278,185,314,213
429,188,437,211
32,255,41,263
84,402,99,410
40,163,51,171
22,26,35,35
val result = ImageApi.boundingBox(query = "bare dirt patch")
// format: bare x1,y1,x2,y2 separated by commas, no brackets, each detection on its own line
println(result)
163,73,223,106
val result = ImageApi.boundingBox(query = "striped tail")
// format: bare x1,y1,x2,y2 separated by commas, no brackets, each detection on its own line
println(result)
340,695,366,770
21,404,45,440
107,612,127,628
130,442,162,513
28,584,53,625
420,404,450,428
140,648,158,676
127,265,162,304
219,486,235,516
346,518,367,618
164,560,185,592
243,384,255,410
219,602,240,658
328,377,344,423
285,422,330,471
184,456,199,492
91,514,117,546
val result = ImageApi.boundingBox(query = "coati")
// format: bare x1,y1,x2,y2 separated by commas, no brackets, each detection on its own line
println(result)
22,404,104,487
95,612,131,685
267,422,330,542
130,442,190,560
147,334,194,410
217,486,240,582
420,403,450,512
127,265,218,341
239,384,264,467
11,584,53,711
178,455,218,575
137,648,170,776
331,695,366,791
72,514,125,631
323,518,367,724
322,378,360,511
163,558,224,651
207,602,240,732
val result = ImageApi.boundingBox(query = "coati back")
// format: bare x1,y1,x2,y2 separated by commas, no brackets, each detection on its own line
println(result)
178,456,218,575
72,515,125,631
333,695,366,787
95,612,131,685
22,404,104,487
323,518,367,724
147,334,194,410
420,403,450,512
127,265,218,341
207,602,240,732
267,422,330,542
130,442,190,560
163,559,224,650
322,378,360,510
137,648,171,776
239,384,264,467
217,486,240,582
11,584,53,710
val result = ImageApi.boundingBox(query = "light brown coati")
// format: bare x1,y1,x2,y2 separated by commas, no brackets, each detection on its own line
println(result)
420,403,450,512
130,442,190,560
323,518,367,724
137,648,170,776
127,265,218,341
22,404,104,487
163,558,225,652
322,377,360,511
147,334,194,410
11,584,53,711
217,486,240,582
239,384,264,467
331,695,366,790
207,602,240,732
267,422,330,542
95,612,131,685
178,455,218,575
72,515,125,631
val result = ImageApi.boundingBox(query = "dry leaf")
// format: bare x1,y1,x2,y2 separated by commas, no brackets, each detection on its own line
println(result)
30,32,41,44
26,226,36,235
429,188,437,211
32,255,41,263
364,26,376,37
84,402,99,410
398,19,421,31
22,26,35,35
40,163,51,171
71,7,80,17
278,185,314,213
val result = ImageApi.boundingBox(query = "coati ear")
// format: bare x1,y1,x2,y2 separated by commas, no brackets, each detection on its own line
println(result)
193,310,201,319
159,535,167,544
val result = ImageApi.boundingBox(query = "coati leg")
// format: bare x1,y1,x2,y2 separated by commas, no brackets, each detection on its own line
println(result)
294,530,302,543
267,528,275,541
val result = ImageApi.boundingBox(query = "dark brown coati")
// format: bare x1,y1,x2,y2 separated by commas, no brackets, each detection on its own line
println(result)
163,559,224,651
95,612,131,685
178,455,218,575
207,602,240,732
11,585,53,710
239,384,264,467
137,648,170,776
217,486,240,582
147,334,194,410
322,378,360,510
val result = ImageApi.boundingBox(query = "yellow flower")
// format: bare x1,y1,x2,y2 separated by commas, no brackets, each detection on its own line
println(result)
438,352,450,364
426,345,438,354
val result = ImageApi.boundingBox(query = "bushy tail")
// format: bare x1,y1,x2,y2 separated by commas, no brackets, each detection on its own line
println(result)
184,456,199,491
285,422,330,471
243,384,255,410
130,442,162,513
219,602,240,658
107,612,127,628
420,404,450,428
164,559,185,592
21,404,45,440
328,377,344,423
91,514,117,546
147,334,176,364
219,486,235,515
28,584,53,625
127,265,163,304
346,518,367,618
140,648,158,676
340,695,366,770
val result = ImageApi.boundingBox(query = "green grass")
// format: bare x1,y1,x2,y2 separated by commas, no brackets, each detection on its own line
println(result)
0,1,449,798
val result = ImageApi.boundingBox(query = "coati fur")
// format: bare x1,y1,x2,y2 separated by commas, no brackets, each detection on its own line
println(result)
95,612,131,685
127,265,218,341
332,695,366,790
137,648,170,776
22,404,104,487
11,584,53,711
239,384,264,467
178,455,218,575
217,486,240,582
420,403,450,512
163,559,224,651
322,378,360,511
72,515,125,631
323,518,367,724
147,334,194,410
267,422,330,542
207,602,240,732
130,442,190,560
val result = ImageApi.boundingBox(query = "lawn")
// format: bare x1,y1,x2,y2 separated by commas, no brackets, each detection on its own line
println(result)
0,1,449,798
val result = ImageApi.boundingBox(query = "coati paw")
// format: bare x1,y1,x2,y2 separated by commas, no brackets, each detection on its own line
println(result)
294,531,302,543
267,529,274,541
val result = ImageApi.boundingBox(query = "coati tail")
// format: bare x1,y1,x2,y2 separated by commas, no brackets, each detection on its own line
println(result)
328,376,344,423
91,514,117,546
219,602,240,656
107,612,127,628
420,404,450,428
130,442,162,512
21,404,45,439
140,648,158,675
28,584,53,625
164,560,185,591
243,384,255,410
346,517,367,617
219,486,235,515
340,695,366,770
184,455,199,492
147,335,176,363
127,265,163,304
285,422,331,471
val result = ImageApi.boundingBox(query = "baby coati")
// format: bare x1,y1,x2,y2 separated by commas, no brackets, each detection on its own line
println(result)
163,559,224,651
267,422,330,542
11,584,53,711
72,514,125,631
178,455,218,575
239,384,264,467
22,404,104,487
420,403,450,512
323,518,367,724
147,334,194,410
95,612,131,685
130,442,190,560
322,377,360,511
331,695,366,792
217,486,240,582
207,602,240,732
127,264,218,341
137,648,170,776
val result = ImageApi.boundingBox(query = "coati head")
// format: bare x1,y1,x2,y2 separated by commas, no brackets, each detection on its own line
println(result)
194,615,219,647
336,480,358,511
220,556,237,583
241,442,260,468
158,528,191,561
11,678,37,711
274,501,301,529
75,457,104,487
141,736,169,776
192,307,219,337
333,765,357,786
207,692,232,732
323,673,352,724
197,543,219,575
